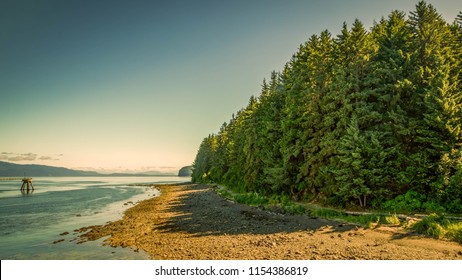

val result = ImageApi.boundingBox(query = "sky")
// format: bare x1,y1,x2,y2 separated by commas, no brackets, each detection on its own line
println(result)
0,0,461,174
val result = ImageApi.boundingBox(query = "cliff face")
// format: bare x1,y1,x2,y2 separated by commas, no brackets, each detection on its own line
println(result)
178,166,193,177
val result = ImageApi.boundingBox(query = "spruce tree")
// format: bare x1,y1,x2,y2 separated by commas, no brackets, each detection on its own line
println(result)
192,134,218,183
297,31,335,199
323,19,376,205
280,40,313,197
250,72,286,194
366,10,415,198
408,1,462,198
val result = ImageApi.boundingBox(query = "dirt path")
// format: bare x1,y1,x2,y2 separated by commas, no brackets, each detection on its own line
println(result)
78,184,462,260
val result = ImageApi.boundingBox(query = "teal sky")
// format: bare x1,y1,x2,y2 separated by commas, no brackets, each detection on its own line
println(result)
1,0,460,173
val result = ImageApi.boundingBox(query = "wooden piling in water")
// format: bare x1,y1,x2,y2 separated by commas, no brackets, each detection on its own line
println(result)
20,178,34,191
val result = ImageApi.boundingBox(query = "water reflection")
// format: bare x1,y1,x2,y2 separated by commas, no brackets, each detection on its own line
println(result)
21,189,34,195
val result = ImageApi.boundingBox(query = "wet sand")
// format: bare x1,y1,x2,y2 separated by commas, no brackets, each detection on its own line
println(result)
78,183,462,259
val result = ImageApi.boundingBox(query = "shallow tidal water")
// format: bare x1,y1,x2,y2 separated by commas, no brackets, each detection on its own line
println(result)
0,176,189,259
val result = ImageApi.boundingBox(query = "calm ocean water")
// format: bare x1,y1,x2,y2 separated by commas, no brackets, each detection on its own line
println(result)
0,176,189,260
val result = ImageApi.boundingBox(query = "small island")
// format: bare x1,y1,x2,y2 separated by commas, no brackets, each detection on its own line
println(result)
178,166,193,177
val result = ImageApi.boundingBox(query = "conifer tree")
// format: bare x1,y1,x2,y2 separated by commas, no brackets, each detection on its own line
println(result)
336,117,383,208
323,20,376,205
280,31,335,199
260,70,289,194
279,42,312,197
365,10,415,198
297,31,334,199
192,134,218,183
242,95,261,191
408,1,462,196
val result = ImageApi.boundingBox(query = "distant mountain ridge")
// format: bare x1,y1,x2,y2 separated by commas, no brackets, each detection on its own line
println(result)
0,161,175,177
0,161,101,177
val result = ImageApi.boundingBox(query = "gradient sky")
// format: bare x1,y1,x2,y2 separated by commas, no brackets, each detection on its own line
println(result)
1,0,461,173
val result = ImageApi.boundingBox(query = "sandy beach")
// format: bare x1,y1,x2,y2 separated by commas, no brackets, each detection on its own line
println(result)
78,183,462,260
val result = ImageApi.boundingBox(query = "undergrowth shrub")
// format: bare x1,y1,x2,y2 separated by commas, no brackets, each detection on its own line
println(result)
383,191,446,214
234,192,268,206
283,204,306,215
445,222,462,243
383,214,401,225
411,214,449,238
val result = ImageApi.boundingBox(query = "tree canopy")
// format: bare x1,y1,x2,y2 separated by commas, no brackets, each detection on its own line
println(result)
192,2,462,213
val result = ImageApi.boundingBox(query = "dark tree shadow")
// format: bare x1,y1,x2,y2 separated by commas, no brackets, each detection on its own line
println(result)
155,184,356,237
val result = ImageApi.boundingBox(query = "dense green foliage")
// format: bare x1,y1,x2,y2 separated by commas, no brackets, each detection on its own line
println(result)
192,2,462,213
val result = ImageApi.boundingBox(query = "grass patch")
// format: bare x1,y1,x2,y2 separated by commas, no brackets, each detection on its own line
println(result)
308,207,400,227
234,192,269,206
446,222,462,243
283,203,307,215
215,185,402,225
410,213,462,242
216,186,269,206
213,184,462,244
383,214,401,226
309,208,343,219
215,185,307,215
411,214,446,238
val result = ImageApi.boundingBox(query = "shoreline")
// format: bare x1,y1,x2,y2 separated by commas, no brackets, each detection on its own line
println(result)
0,178,173,260
78,184,462,260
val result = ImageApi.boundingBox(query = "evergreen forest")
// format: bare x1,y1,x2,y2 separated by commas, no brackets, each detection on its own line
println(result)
192,2,462,214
